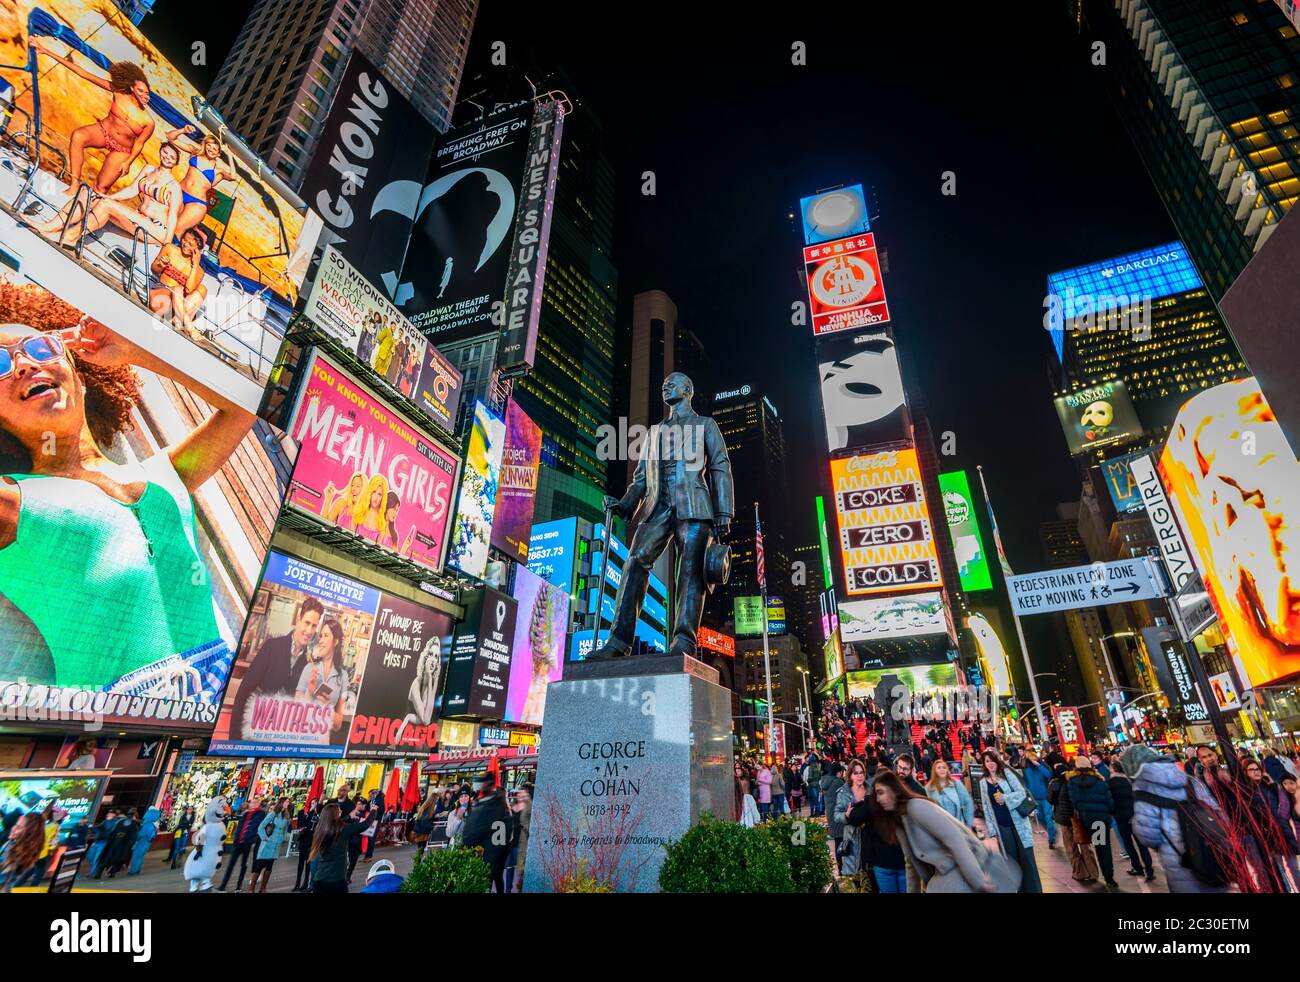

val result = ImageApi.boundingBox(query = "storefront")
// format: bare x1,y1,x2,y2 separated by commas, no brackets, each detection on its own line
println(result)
157,753,256,823
422,746,539,793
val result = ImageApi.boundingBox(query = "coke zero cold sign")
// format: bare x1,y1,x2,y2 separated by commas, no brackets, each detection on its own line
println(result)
830,448,943,596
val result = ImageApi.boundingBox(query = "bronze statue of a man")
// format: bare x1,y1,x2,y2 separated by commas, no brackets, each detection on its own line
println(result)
592,372,734,659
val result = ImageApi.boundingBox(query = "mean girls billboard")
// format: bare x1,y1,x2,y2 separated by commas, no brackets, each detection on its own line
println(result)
286,350,460,574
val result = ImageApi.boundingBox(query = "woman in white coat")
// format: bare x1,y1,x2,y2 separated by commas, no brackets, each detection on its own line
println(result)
978,749,1043,893
873,771,1020,893
182,796,230,892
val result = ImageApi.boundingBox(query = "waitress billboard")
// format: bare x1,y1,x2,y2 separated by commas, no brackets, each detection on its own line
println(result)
287,351,461,574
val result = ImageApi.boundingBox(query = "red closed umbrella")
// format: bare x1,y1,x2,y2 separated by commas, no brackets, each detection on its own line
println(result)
486,754,501,787
384,766,402,811
401,762,421,812
305,765,324,806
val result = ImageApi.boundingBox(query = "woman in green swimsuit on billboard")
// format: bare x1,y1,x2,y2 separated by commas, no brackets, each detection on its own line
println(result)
0,282,255,695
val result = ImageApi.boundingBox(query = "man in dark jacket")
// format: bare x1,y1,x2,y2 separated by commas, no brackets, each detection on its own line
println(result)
462,774,511,892
1067,757,1117,890
1108,760,1154,881
228,598,324,739
820,762,846,858
218,797,266,892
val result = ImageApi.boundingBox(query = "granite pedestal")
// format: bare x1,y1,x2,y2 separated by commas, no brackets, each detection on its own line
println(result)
521,654,734,893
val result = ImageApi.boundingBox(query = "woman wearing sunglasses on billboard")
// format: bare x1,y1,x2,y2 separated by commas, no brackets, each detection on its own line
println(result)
0,282,254,695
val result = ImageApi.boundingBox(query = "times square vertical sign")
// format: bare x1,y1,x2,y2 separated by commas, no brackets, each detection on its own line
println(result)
497,99,566,376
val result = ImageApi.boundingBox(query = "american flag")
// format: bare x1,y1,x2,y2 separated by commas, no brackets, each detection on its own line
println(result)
754,503,766,592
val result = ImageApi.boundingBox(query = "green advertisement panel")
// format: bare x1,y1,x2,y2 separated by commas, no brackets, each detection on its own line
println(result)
938,470,993,593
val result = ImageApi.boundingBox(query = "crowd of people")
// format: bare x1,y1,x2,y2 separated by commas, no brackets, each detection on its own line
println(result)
800,694,1300,894
190,774,535,894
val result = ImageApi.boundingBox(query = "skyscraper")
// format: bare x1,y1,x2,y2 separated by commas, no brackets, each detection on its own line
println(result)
1050,241,1249,428
705,386,790,631
1068,0,1299,297
448,66,618,525
625,289,713,485
209,0,477,187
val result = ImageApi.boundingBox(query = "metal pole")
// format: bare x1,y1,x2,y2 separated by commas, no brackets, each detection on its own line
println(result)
801,669,814,748
1007,600,1048,747
757,502,776,755
593,507,614,651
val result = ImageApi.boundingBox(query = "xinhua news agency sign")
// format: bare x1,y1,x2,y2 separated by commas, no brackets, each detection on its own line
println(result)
1007,558,1165,616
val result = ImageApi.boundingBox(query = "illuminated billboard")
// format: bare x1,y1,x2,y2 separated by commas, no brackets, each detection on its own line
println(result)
0,1,321,407
1159,377,1300,686
817,327,909,452
845,663,958,700
800,184,869,246
504,566,569,725
0,280,284,731
734,596,786,636
298,51,437,290
211,552,379,758
490,399,542,562
823,634,844,681
302,245,463,431
698,626,736,657
838,592,947,643
390,105,534,341
286,350,460,574
447,402,506,580
830,448,942,596
527,518,579,595
1046,242,1202,366
1054,379,1143,456
969,612,1012,697
1099,450,1147,514
803,233,891,336
937,470,993,592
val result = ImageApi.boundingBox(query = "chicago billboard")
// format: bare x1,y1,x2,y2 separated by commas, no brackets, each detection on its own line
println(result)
831,448,942,596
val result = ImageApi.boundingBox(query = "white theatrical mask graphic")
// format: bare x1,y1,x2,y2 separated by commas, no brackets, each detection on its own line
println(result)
820,337,906,450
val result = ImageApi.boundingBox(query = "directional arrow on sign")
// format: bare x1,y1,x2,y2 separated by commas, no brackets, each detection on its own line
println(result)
1007,557,1167,616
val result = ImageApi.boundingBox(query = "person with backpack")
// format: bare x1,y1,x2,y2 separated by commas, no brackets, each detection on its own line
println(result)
1067,756,1118,891
1128,745,1231,894
804,756,823,817
1110,759,1155,882
1021,748,1056,847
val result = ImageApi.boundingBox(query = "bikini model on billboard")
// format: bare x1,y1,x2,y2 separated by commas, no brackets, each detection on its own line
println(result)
0,283,254,694
164,126,239,242
29,142,182,248
28,39,155,194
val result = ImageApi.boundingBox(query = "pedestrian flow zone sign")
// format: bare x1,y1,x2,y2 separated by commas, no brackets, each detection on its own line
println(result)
1007,558,1166,616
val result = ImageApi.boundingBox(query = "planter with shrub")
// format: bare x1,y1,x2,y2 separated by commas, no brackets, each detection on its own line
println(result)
399,846,491,894
658,814,795,893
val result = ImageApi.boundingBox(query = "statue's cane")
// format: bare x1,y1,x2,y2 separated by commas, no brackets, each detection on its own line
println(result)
593,503,615,652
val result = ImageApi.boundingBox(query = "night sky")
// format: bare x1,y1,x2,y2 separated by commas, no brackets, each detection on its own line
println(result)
148,0,1176,575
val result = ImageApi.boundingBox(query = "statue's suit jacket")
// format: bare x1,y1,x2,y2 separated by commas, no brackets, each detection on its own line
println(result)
617,412,734,527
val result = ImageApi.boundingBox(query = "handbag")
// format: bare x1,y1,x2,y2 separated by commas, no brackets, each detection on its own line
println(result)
1010,770,1038,818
